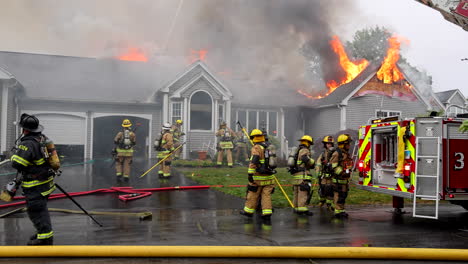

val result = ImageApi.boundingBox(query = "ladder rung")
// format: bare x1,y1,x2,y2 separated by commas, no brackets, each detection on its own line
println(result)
415,195,438,199
416,175,438,178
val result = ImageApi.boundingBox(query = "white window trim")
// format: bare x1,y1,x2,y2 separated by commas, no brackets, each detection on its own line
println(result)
188,90,214,132
170,101,183,124
233,109,279,137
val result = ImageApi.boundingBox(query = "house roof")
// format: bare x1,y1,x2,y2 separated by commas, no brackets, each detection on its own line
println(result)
0,51,186,102
435,89,459,104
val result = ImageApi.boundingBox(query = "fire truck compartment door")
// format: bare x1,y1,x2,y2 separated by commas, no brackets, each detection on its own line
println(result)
446,124,468,189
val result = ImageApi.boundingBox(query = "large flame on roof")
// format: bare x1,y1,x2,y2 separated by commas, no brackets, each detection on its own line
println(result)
118,48,148,62
377,35,408,84
299,36,369,99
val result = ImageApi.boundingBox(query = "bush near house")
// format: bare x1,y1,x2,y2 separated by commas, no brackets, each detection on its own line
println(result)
179,166,393,208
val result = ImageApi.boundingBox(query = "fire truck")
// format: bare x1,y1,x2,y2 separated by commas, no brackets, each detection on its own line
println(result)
414,0,468,31
356,114,468,219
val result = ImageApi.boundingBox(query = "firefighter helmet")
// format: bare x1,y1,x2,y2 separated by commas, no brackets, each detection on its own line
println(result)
250,129,265,142
337,134,352,144
299,135,314,145
162,122,171,130
322,136,334,143
176,119,183,124
122,119,132,127
19,113,43,133
220,121,227,127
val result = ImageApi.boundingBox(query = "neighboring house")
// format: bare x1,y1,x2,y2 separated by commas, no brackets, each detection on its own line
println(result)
435,89,468,116
0,51,451,161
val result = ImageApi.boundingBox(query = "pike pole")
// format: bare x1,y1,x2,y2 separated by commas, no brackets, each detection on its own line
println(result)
236,121,294,209
140,142,186,178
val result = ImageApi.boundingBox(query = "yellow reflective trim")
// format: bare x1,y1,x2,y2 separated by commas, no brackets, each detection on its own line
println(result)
11,155,32,166
37,231,54,239
34,158,46,165
18,145,28,151
244,207,255,213
296,207,308,212
248,169,256,173
293,175,312,180
262,209,272,214
252,175,274,180
116,148,134,153
22,176,54,188
41,185,56,196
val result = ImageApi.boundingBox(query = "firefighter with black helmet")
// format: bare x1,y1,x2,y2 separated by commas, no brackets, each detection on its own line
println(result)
114,119,136,182
215,121,235,167
316,135,335,210
9,113,60,245
156,123,174,178
332,134,354,218
240,129,276,222
171,119,185,159
290,135,315,216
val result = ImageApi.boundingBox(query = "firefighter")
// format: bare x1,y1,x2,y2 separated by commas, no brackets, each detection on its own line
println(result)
331,134,354,219
114,119,136,182
215,121,235,167
290,135,315,216
234,130,250,165
240,129,276,222
156,123,174,178
171,119,185,159
10,114,60,245
316,136,335,210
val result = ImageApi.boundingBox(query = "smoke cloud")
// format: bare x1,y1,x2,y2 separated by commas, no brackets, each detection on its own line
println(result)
0,0,358,94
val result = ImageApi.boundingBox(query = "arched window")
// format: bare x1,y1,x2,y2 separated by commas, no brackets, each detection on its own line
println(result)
190,91,212,130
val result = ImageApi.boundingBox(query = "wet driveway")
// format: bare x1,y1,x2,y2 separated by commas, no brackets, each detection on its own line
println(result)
1,159,468,262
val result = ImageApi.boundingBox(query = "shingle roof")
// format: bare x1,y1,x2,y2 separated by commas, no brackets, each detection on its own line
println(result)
0,51,185,102
435,89,458,104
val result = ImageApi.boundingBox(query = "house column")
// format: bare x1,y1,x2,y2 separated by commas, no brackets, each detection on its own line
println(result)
1,86,9,154
339,104,347,131
162,93,169,124
183,97,189,159
213,99,218,131
226,100,231,127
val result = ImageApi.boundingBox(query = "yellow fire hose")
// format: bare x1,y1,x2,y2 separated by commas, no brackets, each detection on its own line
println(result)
140,143,185,178
0,246,468,260
0,207,152,220
239,127,293,208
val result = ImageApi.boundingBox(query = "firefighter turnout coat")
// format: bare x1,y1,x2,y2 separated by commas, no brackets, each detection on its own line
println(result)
292,145,315,213
158,131,174,177
331,148,353,214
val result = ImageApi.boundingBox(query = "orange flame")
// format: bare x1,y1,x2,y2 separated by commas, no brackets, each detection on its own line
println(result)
118,48,148,62
298,36,369,99
189,49,208,64
377,35,409,84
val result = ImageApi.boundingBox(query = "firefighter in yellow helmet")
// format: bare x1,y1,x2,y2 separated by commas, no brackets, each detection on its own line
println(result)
171,119,185,159
240,129,277,223
331,134,354,218
114,119,136,182
290,135,315,216
215,121,235,167
316,136,335,210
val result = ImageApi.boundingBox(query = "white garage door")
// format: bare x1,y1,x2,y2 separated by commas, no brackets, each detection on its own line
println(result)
34,114,86,145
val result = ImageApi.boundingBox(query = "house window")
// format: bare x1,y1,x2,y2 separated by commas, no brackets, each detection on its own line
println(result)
218,103,224,125
233,109,278,137
268,111,278,136
190,91,212,130
376,110,401,118
259,111,267,131
248,110,257,132
171,102,183,125
236,110,247,131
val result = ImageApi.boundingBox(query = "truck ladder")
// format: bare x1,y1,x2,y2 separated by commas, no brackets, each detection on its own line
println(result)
413,136,440,219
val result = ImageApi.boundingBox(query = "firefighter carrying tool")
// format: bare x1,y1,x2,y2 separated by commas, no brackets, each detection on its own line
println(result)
154,123,174,178
141,142,186,178
315,136,335,210
288,135,315,216
332,134,354,219
171,120,185,159
114,119,136,182
240,129,277,222
7,113,60,245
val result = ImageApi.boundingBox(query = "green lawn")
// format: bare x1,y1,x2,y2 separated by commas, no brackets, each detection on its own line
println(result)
179,166,393,208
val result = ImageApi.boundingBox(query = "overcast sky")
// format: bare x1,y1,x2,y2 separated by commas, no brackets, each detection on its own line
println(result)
354,0,468,97
0,0,466,97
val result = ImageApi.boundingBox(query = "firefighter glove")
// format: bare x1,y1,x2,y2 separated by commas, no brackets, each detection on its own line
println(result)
248,174,254,183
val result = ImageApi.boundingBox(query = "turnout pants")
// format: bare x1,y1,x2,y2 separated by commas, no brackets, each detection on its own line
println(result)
24,187,53,240
217,148,233,166
243,180,275,216
116,156,133,178
173,141,182,158
158,156,172,177
319,177,334,206
234,144,249,163
293,180,310,213
333,183,349,214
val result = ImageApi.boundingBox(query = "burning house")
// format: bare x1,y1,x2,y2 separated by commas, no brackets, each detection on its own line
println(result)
0,37,462,161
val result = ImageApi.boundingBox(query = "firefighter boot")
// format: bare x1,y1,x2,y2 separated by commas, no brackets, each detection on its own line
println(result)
27,237,53,246
334,212,348,219
261,214,272,225
239,210,253,217
299,211,314,216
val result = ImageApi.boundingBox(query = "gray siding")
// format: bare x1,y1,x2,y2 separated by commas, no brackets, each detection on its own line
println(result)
181,77,223,101
0,84,3,152
168,65,203,93
449,93,466,107
187,131,215,155
304,106,341,139
346,95,428,130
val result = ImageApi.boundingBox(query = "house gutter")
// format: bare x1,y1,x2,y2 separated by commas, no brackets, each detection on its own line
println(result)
1,246,468,260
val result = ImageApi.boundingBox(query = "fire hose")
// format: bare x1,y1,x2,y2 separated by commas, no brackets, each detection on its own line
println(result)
0,207,152,220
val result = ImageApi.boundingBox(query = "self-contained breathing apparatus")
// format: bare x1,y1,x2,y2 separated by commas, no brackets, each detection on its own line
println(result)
254,143,277,175
118,129,134,150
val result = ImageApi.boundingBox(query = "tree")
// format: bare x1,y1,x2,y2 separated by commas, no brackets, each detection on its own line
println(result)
346,26,392,61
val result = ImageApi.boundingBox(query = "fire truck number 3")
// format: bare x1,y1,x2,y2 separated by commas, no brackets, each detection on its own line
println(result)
454,152,464,170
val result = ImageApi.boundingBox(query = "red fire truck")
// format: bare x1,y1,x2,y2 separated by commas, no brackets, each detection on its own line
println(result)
356,115,468,219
